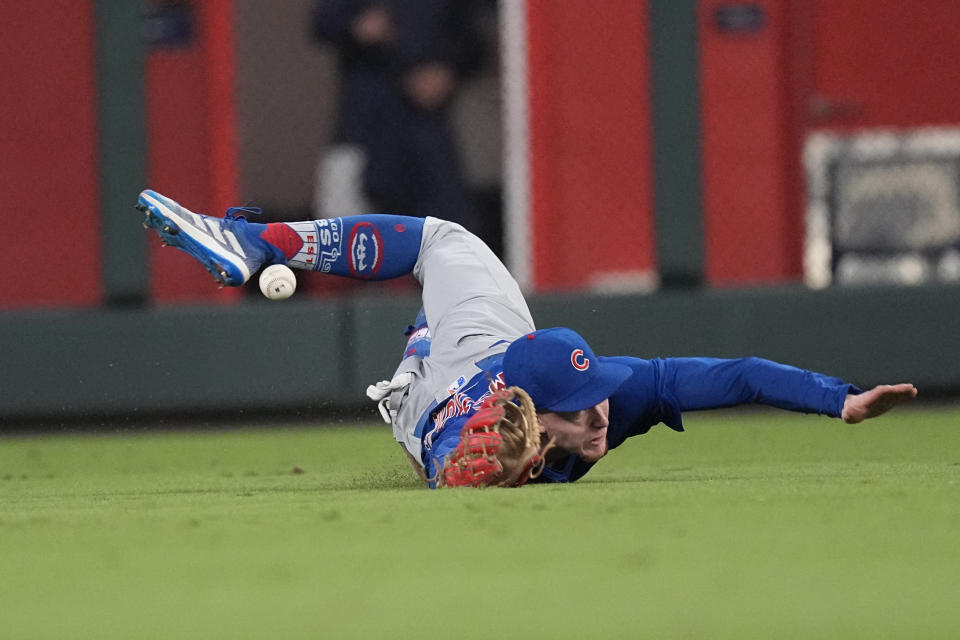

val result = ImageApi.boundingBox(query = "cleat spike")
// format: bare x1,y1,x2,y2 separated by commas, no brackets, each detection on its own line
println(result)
161,224,179,235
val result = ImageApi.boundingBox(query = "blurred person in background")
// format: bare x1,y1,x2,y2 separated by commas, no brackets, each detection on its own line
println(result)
312,0,488,238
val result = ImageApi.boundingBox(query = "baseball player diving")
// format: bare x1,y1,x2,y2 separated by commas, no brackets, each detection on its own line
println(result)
136,190,918,488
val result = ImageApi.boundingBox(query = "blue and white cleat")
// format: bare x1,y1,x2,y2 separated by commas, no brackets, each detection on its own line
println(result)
136,189,281,287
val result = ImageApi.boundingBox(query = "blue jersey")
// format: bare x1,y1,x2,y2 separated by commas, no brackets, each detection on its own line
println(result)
420,353,859,486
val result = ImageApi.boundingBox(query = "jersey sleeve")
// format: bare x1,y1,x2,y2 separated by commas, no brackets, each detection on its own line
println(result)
604,355,861,445
603,356,685,443
657,356,860,417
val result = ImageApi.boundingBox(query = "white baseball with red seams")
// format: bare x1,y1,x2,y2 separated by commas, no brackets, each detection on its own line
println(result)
259,264,297,300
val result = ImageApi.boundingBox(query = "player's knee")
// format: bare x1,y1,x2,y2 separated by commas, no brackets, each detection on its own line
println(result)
419,216,484,253
423,216,470,239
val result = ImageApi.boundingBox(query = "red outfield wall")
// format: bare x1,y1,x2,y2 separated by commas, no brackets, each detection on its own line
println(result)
698,0,960,286
8,1,960,307
527,0,960,290
0,1,241,310
0,2,102,308
526,0,657,292
145,0,242,303
698,0,804,285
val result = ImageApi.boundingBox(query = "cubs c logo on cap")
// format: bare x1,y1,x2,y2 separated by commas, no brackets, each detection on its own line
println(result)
502,327,632,412
571,348,589,371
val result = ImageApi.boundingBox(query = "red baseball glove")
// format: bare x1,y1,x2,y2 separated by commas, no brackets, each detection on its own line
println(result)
438,386,553,488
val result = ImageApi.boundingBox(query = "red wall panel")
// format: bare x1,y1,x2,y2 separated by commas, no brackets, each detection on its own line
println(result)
145,0,242,303
527,0,656,292
0,2,102,308
809,0,960,130
698,0,802,285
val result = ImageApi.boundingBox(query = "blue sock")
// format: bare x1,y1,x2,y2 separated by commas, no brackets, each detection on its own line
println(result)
254,215,425,280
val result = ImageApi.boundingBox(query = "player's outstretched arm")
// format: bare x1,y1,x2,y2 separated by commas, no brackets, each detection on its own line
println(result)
841,383,918,424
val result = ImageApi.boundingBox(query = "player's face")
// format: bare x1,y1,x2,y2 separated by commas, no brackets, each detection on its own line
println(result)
538,399,610,462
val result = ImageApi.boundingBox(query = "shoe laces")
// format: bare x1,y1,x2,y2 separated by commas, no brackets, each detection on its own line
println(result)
224,205,263,220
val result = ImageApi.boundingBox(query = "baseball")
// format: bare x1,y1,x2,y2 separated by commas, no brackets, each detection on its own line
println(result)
259,264,297,300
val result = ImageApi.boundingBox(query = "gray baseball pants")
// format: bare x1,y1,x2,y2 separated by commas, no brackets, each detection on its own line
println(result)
376,217,535,466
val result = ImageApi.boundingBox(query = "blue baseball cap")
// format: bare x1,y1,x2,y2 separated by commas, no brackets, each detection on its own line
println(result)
502,327,632,412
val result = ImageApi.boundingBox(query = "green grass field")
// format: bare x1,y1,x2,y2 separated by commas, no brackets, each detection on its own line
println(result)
2,406,958,639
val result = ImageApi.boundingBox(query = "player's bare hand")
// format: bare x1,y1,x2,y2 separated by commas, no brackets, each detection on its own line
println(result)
841,383,918,424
